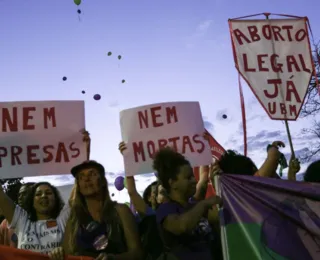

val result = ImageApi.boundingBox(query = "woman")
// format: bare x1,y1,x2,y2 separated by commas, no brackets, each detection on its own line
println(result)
155,183,169,206
154,147,222,260
0,182,34,248
0,181,67,254
61,160,143,260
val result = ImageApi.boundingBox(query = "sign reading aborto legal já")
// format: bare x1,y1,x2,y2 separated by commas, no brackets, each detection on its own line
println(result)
229,18,314,120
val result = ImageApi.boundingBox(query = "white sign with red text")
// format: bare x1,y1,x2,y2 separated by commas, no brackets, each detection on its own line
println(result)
120,102,212,176
229,18,313,120
0,101,86,178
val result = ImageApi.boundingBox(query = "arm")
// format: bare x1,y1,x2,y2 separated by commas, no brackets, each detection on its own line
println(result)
0,185,15,224
112,204,143,260
287,156,300,181
258,142,284,178
126,177,149,216
193,165,209,201
118,142,149,215
161,200,211,235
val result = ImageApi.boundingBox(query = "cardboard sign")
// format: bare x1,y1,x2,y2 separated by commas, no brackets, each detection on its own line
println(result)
229,18,313,120
0,101,86,178
120,102,212,176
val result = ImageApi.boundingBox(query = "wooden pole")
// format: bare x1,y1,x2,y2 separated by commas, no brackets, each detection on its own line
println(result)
264,13,295,158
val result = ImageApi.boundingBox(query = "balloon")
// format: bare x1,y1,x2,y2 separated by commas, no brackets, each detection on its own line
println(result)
125,202,130,207
74,0,81,6
107,52,112,56
121,79,125,84
62,76,67,81
222,114,227,119
77,9,81,14
81,90,85,94
111,193,115,197
114,176,124,191
118,55,122,60
93,94,101,100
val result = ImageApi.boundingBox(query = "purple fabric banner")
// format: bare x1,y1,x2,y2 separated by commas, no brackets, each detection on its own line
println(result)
219,174,320,260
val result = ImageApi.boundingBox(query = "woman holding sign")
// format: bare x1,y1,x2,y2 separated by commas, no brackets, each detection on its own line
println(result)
154,147,223,260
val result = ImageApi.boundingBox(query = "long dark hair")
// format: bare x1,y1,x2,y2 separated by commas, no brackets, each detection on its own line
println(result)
24,182,65,221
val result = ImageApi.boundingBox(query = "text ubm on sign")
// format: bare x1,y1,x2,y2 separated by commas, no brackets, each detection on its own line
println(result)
229,18,314,120
120,102,212,176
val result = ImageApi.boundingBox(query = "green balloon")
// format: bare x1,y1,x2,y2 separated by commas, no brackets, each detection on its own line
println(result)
74,0,81,6
124,177,127,189
118,55,122,60
125,202,130,207
107,51,112,56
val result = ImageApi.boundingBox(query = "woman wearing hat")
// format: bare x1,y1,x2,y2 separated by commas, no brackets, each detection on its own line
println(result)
54,160,143,260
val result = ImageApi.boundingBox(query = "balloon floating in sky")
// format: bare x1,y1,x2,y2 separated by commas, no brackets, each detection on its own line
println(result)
114,176,125,191
77,9,81,14
107,52,112,56
74,0,81,6
81,90,85,94
118,55,122,60
121,79,125,83
62,76,67,81
222,114,227,119
111,193,115,197
93,94,101,100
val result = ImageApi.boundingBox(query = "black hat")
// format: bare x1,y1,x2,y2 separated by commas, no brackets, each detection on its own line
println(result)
71,160,105,177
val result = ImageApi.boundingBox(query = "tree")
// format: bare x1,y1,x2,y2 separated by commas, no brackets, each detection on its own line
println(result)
0,178,23,204
300,43,320,162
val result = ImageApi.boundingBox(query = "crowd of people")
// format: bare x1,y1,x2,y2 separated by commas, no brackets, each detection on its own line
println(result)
0,130,318,260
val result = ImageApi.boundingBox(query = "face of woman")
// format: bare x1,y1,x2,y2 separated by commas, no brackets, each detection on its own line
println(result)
148,185,157,207
77,167,101,196
171,164,197,198
156,184,167,204
33,185,56,215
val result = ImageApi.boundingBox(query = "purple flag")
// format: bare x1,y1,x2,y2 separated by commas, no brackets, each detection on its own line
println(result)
219,175,320,260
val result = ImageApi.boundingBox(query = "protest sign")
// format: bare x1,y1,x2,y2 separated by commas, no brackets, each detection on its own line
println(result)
120,101,212,176
193,129,225,198
229,18,314,120
0,101,86,178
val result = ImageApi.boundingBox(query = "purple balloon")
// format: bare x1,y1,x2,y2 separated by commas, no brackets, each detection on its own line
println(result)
154,172,158,178
93,94,101,101
114,176,124,191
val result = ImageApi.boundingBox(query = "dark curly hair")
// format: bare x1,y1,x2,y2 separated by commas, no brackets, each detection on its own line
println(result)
304,160,320,183
152,147,190,193
219,150,257,176
24,182,65,221
142,181,157,207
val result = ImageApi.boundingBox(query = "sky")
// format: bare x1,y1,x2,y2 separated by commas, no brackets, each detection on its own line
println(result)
1,0,320,202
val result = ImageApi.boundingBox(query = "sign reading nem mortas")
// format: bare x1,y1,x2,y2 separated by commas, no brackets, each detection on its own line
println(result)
0,101,86,178
229,18,314,120
120,102,212,176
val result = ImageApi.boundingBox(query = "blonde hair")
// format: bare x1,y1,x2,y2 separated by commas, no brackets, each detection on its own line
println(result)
63,175,126,255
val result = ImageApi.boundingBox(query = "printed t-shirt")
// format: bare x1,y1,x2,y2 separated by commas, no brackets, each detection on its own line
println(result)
0,219,17,247
8,205,70,254
156,201,213,260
